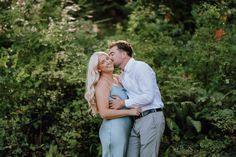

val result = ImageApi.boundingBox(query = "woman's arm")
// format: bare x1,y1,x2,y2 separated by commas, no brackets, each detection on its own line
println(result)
95,81,139,120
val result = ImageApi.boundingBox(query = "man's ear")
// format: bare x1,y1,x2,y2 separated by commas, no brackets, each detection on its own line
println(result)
121,51,127,58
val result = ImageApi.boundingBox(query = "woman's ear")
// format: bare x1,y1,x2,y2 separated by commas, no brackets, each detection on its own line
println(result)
95,68,101,74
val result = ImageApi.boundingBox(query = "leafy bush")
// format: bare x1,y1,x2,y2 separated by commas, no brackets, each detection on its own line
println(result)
0,0,235,156
0,1,102,156
108,1,236,156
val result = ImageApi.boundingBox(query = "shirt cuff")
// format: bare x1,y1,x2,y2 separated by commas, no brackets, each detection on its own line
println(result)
124,99,133,108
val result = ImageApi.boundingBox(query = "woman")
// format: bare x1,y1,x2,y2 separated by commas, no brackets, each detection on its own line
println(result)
84,52,140,157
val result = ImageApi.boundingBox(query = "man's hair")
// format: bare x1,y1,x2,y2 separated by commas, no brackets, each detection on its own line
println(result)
108,40,133,57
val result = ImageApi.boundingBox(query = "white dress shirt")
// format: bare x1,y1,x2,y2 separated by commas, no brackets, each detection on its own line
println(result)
121,58,164,112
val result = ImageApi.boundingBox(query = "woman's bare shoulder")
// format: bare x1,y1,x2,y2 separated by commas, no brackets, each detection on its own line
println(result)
95,79,109,91
95,80,110,100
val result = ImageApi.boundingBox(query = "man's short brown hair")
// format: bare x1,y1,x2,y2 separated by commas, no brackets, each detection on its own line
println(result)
108,40,133,57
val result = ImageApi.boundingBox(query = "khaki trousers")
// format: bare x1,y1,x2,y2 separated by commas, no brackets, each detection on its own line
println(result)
127,111,165,157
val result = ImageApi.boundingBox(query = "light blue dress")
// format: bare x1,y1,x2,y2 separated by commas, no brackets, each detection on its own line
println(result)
99,85,133,157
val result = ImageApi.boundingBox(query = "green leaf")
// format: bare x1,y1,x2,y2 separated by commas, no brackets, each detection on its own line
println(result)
166,117,180,134
187,116,201,133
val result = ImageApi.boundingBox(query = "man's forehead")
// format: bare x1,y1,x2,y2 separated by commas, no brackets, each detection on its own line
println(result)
108,47,119,53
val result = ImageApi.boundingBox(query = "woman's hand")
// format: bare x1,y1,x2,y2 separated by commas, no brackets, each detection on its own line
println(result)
129,108,141,116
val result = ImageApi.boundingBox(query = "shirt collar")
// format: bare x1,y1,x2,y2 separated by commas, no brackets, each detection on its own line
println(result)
124,58,135,73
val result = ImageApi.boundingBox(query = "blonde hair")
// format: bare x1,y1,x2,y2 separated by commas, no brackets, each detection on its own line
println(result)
84,51,108,116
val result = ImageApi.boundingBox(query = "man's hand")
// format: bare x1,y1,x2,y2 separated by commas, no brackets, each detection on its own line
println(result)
109,100,125,109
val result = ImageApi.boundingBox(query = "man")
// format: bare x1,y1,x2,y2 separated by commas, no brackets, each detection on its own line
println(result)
108,40,165,157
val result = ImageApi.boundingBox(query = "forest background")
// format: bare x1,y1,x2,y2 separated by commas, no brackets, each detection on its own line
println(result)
0,0,235,157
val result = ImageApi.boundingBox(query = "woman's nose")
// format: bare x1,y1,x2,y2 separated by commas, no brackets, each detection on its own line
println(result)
109,56,113,60
109,57,113,62
109,59,113,63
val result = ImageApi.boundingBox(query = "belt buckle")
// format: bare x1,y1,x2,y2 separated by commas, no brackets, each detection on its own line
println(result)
135,108,162,120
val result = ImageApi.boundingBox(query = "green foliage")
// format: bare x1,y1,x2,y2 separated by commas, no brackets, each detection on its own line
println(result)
0,0,235,156
108,1,236,156
0,1,102,156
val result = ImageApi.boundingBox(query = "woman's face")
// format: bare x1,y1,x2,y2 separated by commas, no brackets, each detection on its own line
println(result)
98,54,114,73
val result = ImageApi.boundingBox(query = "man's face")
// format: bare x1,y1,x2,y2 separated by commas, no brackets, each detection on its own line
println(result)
108,46,123,68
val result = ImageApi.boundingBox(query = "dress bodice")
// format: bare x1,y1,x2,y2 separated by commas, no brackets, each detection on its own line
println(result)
99,85,133,157
109,85,128,101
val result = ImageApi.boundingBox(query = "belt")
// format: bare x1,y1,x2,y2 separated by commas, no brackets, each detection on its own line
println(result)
135,108,163,120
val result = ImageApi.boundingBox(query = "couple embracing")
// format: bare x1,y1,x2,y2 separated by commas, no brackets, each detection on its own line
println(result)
85,40,165,157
